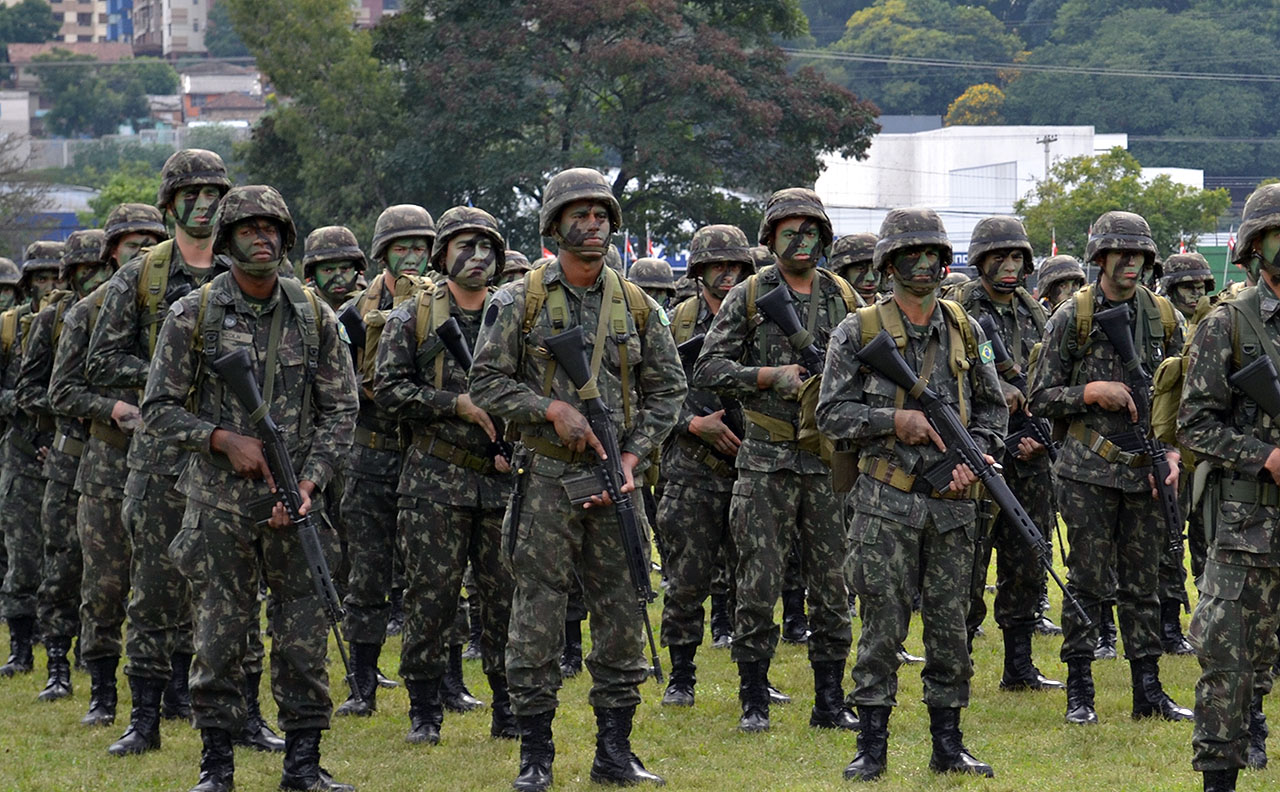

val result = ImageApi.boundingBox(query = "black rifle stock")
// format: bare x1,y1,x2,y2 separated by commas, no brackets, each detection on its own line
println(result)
209,348,361,706
336,302,365,370
436,316,513,460
754,283,825,374
1231,354,1280,418
976,315,1058,463
1092,305,1184,556
856,329,1091,626
675,333,745,441
542,325,664,684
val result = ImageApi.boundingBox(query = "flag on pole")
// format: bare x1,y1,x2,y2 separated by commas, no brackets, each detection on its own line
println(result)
1051,228,1057,257
646,224,653,256
625,235,635,265
541,246,553,258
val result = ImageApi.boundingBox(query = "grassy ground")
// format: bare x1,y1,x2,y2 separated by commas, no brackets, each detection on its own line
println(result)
0,570,1251,792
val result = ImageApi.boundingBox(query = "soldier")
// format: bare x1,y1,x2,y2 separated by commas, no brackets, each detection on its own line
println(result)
1028,210,1192,726
0,257,19,598
831,232,880,304
658,224,752,708
302,226,366,311
470,167,685,791
499,250,533,287
142,185,358,792
0,257,21,312
817,207,1006,782
373,205,517,745
0,239,64,679
628,257,676,309
692,188,859,735
1036,255,1086,313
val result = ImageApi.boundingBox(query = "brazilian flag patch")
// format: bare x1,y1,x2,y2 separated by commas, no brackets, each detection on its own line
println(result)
978,340,994,364
657,306,671,326
337,323,351,345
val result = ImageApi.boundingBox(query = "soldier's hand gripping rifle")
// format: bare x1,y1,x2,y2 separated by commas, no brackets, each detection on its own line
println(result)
976,315,1058,463
1093,305,1184,556
856,329,1091,626
436,316,514,461
675,333,745,441
210,348,361,706
543,325,664,684
754,283,826,374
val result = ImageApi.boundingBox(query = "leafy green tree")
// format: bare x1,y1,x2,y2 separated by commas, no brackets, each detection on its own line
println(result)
78,161,162,227
205,1,251,58
33,51,179,137
0,0,59,46
945,83,1005,125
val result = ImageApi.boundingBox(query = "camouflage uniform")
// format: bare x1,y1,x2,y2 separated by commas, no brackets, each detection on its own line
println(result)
0,257,20,593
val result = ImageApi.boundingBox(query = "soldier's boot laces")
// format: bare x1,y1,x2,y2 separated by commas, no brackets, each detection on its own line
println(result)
560,619,584,678
513,711,555,792
927,707,993,777
1065,659,1098,725
442,644,484,712
843,705,890,782
1160,600,1195,656
999,626,1064,691
279,728,354,792
107,675,164,756
1203,769,1238,792
1095,607,1118,660
36,635,73,701
334,642,379,717
163,651,193,720
489,673,519,740
661,645,696,707
809,660,859,730
709,593,733,649
589,705,665,787
188,728,234,792
405,677,444,745
737,660,770,733
82,656,119,726
1130,656,1193,721
780,589,809,644
236,671,285,752
1248,691,1268,769
0,615,35,677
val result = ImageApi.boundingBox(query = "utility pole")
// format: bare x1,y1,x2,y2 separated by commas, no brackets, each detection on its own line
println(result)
1036,134,1058,180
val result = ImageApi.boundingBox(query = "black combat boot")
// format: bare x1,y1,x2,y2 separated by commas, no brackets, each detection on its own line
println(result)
1095,607,1118,660
279,728,355,792
1130,656,1193,721
1203,769,1238,792
589,705,666,786
163,651,193,720
1035,588,1063,635
108,675,164,756
334,642,379,717
36,635,73,701
1161,599,1195,655
489,673,519,740
896,645,925,664
810,660,859,730
405,677,444,745
780,589,809,644
927,707,994,777
766,677,791,705
188,728,235,792
661,644,696,707
843,705,890,782
1248,691,1268,769
441,643,483,712
236,671,286,751
385,587,404,638
82,656,119,726
999,626,1065,691
1065,658,1098,725
709,593,733,649
0,614,35,676
737,659,770,732
560,619,584,678
513,711,555,792
463,606,483,661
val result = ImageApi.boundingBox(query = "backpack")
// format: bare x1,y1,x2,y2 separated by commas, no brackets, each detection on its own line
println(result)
356,273,435,391
135,240,174,358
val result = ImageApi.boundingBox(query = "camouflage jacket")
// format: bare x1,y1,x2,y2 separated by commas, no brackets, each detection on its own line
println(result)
470,259,686,481
663,292,736,493
692,265,848,475
340,275,403,485
0,302,30,421
18,292,83,485
140,271,358,517
373,285,507,508
1029,285,1184,491
0,300,47,469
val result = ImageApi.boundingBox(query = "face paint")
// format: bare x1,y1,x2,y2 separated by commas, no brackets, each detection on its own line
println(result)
171,185,223,239
701,261,743,300
73,262,113,297
28,271,56,301
385,235,431,277
230,218,283,277
445,232,496,291
555,200,611,260
313,261,358,299
111,232,160,267
1101,250,1145,292
1258,229,1280,278
889,245,943,296
772,217,821,272
0,286,14,312
841,262,879,300
980,249,1025,294
1171,281,1206,316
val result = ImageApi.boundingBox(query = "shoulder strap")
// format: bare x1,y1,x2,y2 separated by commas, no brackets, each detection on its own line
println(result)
819,267,859,315
50,295,71,349
137,240,174,357
744,273,760,327
1014,286,1047,334
278,276,321,429
0,309,16,354
1227,287,1280,372
618,276,652,331
671,296,700,345
522,265,550,334
1073,284,1095,353
938,299,978,427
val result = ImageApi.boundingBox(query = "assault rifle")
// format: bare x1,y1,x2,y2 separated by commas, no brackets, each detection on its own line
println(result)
675,333,745,442
1093,305,1184,556
436,316,513,462
336,302,365,371
856,329,1090,626
210,348,361,707
543,325,664,684
1231,354,1280,418
976,315,1058,463
754,283,825,374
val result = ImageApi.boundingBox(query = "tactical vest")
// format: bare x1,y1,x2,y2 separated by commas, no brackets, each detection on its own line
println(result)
954,279,1046,368
1062,283,1177,386
671,295,701,346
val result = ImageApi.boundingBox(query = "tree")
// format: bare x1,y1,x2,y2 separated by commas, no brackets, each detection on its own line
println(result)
0,0,59,46
78,161,161,227
33,51,179,137
0,132,52,257
945,83,1005,126
1014,148,1230,259
205,1,250,58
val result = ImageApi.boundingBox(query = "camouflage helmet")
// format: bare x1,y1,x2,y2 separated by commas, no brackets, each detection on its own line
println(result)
1235,184,1280,266
59,229,107,280
371,205,436,262
302,226,367,278
22,240,64,278
103,203,167,262
0,257,19,287
757,188,833,251
688,224,753,279
873,208,953,273
533,255,555,269
1084,210,1157,266
1161,252,1214,292
749,245,775,271
538,168,622,238
968,215,1034,275
627,258,675,291
429,206,506,280
211,185,297,256
501,250,532,279
1037,255,1086,298
156,148,231,209
604,246,623,272
828,232,877,272
941,270,971,288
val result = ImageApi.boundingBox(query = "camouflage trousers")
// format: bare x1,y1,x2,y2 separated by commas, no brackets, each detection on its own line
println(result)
1189,561,1280,771
728,468,851,665
170,502,337,733
122,472,195,681
78,492,130,661
340,473,398,644
398,496,512,680
1057,478,1163,662
968,470,1054,633
1,468,47,619
506,468,649,716
847,485,976,709
36,479,81,640
658,482,735,648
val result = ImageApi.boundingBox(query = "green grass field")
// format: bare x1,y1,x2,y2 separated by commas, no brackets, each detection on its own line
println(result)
0,573,1251,792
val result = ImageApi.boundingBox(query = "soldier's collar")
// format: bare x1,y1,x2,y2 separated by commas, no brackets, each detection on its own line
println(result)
1260,290,1280,320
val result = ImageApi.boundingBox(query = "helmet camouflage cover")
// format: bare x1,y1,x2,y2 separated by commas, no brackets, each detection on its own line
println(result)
1160,251,1214,292
1235,184,1280,266
211,185,297,256
749,245,776,272
103,203,167,262
539,167,622,238
156,148,231,209
23,240,64,277
1037,255,1086,295
59,229,106,280
429,206,506,280
688,224,753,279
501,250,532,279
828,232,877,272
0,257,19,286
371,204,436,262
873,208,953,273
627,257,675,291
968,215,1034,275
1084,210,1157,266
757,188,833,251
303,226,367,278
